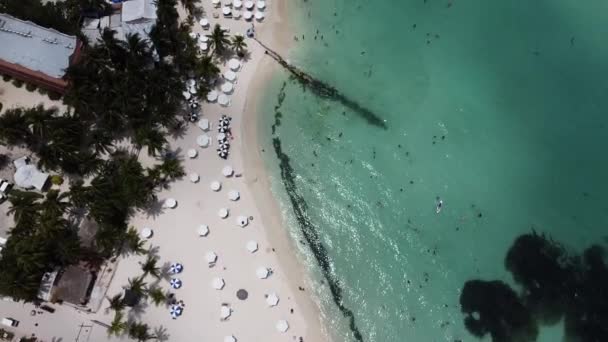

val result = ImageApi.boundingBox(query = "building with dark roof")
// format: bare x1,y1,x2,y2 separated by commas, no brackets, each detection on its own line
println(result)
0,13,82,93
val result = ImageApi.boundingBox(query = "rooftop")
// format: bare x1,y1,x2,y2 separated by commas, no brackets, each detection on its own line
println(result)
0,13,78,79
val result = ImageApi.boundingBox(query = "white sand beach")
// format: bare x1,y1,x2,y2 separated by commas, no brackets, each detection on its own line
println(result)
0,1,327,341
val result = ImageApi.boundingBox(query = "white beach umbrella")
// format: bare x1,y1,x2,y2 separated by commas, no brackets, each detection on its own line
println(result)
266,293,279,306
223,0,232,6
199,18,209,27
243,11,253,20
189,32,197,39
164,198,177,208
210,181,222,191
222,6,232,16
245,0,254,9
189,173,200,183
224,70,237,82
187,148,198,158
198,118,210,131
212,0,221,6
218,208,229,218
257,1,265,10
233,10,242,19
228,58,241,71
207,90,219,102
217,132,227,141
221,82,234,94
276,320,289,333
140,227,153,239
182,90,191,100
220,305,232,319
233,0,242,8
255,11,264,21
224,336,236,342
228,190,240,201
256,267,269,279
198,224,209,236
212,277,225,290
236,215,248,227
222,166,234,177
246,240,258,253
199,35,209,43
188,83,197,94
196,134,211,147
199,42,208,51
206,251,218,263
218,94,230,107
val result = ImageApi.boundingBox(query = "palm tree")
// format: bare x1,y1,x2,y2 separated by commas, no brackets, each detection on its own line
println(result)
147,286,168,307
7,190,42,225
106,293,126,313
123,227,147,255
139,254,161,279
107,310,128,337
231,35,247,57
178,0,199,16
158,156,185,181
195,55,220,81
126,276,147,299
0,108,30,145
128,322,156,342
207,24,231,56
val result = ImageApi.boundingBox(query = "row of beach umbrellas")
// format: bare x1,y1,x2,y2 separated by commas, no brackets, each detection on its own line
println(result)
214,0,266,10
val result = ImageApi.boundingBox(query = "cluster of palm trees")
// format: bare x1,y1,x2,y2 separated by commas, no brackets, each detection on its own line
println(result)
207,24,248,58
106,249,171,340
0,189,82,301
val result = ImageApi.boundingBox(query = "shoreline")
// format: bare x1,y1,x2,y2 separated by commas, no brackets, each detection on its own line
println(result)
240,1,330,341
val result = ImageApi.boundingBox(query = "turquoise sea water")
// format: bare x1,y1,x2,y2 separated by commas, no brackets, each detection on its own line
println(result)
258,1,608,341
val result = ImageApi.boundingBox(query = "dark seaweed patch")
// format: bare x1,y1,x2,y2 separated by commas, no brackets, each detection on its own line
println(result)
460,232,608,341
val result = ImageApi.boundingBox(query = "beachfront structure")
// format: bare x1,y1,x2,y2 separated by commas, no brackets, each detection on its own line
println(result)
0,13,82,93
81,0,158,44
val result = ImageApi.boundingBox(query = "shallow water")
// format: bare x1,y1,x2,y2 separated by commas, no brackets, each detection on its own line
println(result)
258,0,608,341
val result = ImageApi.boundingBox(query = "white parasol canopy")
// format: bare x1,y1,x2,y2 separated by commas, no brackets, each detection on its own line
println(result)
196,134,210,147
210,181,221,191
199,18,209,27
198,118,210,131
199,35,209,43
233,0,242,8
255,11,264,21
206,251,218,263
199,42,208,51
222,166,234,177
182,91,191,100
246,240,258,253
164,198,177,208
228,58,241,71
140,227,153,239
188,83,197,94
257,1,266,9
224,335,236,342
212,277,225,290
220,305,232,319
228,190,240,201
224,70,237,81
197,224,209,236
236,215,248,227
187,148,198,158
233,10,242,19
218,94,230,106
243,11,253,20
212,0,221,6
218,208,229,218
207,90,219,102
276,320,289,333
14,164,48,191
256,267,269,279
217,132,227,141
221,82,234,94
245,0,254,9
222,6,232,16
189,173,200,183
266,293,279,306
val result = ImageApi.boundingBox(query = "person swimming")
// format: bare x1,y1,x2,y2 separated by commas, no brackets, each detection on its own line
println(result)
436,197,443,213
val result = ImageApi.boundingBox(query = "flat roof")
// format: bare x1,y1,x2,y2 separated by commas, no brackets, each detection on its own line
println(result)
0,13,77,78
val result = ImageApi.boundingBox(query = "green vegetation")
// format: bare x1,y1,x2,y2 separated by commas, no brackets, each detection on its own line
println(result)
50,175,64,186
0,190,81,301
25,83,37,92
207,24,231,57
231,34,248,57
12,79,23,88
1,74,11,82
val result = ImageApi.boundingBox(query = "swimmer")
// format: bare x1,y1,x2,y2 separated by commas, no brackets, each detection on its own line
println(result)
435,197,443,213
